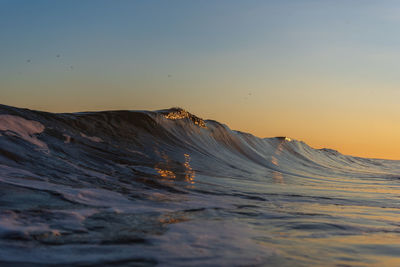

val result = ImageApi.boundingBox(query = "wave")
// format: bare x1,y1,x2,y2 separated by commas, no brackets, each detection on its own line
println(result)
1,104,400,266
0,104,396,181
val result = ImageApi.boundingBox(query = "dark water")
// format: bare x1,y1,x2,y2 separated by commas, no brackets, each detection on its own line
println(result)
0,104,400,266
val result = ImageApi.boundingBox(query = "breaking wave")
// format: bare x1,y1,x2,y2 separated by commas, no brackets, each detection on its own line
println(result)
1,104,400,266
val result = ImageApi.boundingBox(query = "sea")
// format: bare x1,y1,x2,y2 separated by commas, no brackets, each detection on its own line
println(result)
0,104,399,266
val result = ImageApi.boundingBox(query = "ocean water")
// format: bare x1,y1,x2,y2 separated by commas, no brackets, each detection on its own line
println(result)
0,104,399,266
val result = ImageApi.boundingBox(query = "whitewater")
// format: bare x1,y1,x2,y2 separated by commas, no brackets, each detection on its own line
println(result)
0,104,399,266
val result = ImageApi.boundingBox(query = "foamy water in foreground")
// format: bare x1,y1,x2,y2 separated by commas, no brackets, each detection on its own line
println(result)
0,104,400,266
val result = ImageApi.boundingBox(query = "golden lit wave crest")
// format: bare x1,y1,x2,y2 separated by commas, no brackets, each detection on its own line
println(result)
163,108,207,128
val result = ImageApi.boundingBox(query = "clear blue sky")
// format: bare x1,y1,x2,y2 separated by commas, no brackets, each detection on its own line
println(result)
1,0,400,159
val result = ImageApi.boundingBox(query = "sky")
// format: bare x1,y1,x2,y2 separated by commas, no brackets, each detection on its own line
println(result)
1,0,400,159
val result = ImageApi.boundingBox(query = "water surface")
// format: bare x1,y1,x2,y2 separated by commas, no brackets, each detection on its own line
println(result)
0,105,399,266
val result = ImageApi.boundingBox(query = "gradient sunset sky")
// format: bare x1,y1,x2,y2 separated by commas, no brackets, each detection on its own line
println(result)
1,0,400,159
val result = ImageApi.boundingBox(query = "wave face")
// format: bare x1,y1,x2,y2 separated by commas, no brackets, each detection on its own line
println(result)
1,104,400,266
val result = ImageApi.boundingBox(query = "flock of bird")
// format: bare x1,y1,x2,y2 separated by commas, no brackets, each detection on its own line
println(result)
25,54,74,70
